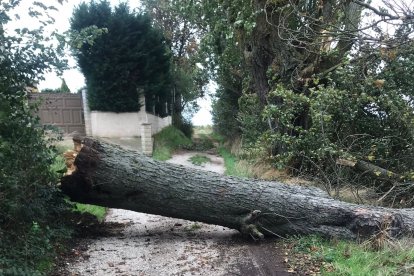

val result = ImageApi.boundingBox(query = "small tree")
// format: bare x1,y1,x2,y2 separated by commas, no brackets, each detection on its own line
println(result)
60,78,71,93
142,0,209,136
70,1,173,115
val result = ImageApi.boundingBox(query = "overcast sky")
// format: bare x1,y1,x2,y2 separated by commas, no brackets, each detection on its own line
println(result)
7,0,213,125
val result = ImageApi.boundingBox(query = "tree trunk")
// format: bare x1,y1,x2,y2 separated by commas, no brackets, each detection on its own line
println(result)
61,138,414,240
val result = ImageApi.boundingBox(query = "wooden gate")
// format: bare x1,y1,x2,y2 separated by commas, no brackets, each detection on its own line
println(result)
29,93,85,135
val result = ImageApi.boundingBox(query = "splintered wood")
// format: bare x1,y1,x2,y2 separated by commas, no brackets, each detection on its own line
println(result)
64,136,83,176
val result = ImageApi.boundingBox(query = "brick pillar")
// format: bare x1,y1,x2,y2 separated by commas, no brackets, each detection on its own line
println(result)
82,89,92,136
141,123,153,156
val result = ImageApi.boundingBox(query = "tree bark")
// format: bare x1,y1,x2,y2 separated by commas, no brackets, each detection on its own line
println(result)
61,138,414,240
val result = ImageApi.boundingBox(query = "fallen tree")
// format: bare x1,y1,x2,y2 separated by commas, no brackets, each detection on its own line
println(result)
61,137,414,240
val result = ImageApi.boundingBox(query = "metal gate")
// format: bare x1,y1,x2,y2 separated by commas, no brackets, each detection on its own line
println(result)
29,93,85,135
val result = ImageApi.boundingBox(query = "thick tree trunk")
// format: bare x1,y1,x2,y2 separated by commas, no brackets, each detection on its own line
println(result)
61,138,414,240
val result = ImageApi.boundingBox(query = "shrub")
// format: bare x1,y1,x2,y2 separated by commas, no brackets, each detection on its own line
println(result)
0,91,71,274
153,126,192,160
0,2,72,273
71,2,173,114
173,114,194,139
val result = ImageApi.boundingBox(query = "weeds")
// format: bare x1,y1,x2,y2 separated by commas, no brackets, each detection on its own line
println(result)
188,154,211,166
74,204,107,222
153,126,192,160
283,235,414,275
185,223,202,231
218,147,254,178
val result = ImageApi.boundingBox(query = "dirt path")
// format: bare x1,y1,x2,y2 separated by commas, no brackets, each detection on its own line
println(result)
166,150,225,174
67,150,289,276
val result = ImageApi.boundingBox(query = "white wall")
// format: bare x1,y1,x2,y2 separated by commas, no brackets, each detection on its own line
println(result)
90,111,171,137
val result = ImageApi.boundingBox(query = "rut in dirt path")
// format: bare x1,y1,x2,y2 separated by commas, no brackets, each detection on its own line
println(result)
67,148,290,276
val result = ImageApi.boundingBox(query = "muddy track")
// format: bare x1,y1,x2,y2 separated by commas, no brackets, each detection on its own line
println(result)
66,150,290,276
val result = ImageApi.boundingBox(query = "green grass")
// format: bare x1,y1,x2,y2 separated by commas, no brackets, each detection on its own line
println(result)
287,235,414,275
153,126,192,160
185,222,202,231
50,154,66,178
218,146,252,178
188,154,211,166
194,125,213,136
74,203,107,222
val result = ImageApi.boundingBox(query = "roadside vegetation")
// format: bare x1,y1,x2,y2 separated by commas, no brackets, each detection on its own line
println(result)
153,126,192,161
73,204,106,222
282,235,414,275
214,131,414,275
3,0,414,275
188,154,211,166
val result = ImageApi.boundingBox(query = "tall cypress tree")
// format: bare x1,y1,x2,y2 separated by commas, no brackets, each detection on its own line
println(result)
70,1,172,115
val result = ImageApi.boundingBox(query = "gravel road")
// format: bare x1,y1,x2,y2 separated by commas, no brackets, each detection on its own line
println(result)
67,150,289,276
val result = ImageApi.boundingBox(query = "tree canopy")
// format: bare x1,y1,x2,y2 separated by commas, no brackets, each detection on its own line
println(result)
141,0,209,136
161,0,414,203
70,1,173,115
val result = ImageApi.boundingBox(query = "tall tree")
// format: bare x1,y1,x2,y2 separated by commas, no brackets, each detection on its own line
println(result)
70,1,173,115
187,0,414,200
141,0,208,135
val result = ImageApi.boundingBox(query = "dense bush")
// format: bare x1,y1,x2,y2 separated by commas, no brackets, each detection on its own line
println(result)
245,46,414,199
173,114,194,139
153,126,192,160
0,65,71,276
71,1,173,115
212,86,242,140
0,2,71,274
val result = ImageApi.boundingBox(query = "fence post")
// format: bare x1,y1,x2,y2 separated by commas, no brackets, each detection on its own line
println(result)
141,123,153,156
82,89,92,136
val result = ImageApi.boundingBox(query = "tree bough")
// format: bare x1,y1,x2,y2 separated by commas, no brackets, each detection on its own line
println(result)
61,138,414,240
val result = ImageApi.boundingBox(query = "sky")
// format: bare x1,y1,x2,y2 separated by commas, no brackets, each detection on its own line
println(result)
8,0,213,125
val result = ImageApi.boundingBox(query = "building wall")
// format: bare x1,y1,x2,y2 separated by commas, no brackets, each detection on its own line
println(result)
89,110,172,137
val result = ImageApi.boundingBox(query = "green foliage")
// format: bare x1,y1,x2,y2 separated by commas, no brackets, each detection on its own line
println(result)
218,147,252,178
74,204,107,222
188,154,211,166
192,135,215,151
41,88,62,93
238,92,267,147
185,222,202,231
180,0,414,202
0,2,72,274
70,1,173,114
212,86,242,140
173,114,194,139
153,126,192,160
42,79,71,93
142,0,209,120
60,78,71,93
287,235,414,275
247,46,414,198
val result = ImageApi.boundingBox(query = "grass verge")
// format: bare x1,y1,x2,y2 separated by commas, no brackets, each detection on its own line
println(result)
74,203,107,222
284,235,414,275
188,154,211,166
153,126,192,161
218,146,253,178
